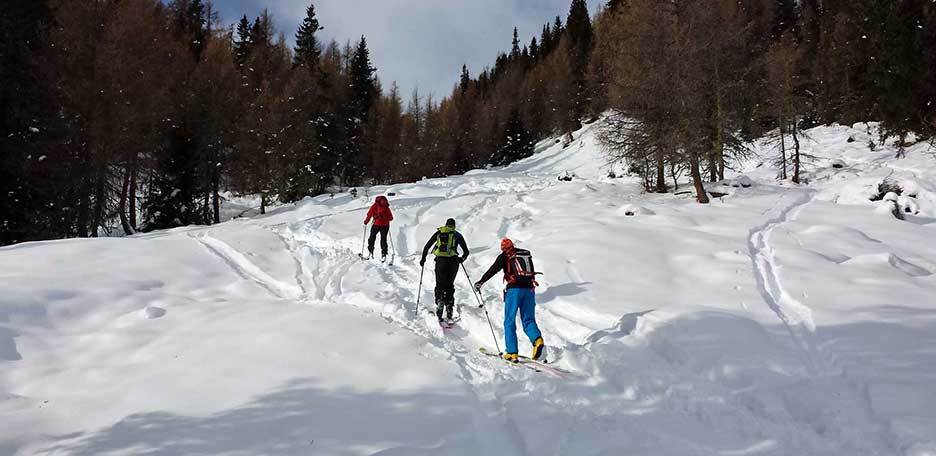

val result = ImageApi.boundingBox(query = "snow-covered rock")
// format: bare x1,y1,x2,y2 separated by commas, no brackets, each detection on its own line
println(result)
142,305,166,319
618,204,655,217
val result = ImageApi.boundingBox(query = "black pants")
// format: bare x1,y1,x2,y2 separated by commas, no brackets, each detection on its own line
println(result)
434,256,460,318
368,225,389,256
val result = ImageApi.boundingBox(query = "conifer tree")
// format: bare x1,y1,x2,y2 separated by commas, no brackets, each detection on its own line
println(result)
565,0,594,131
511,27,521,59
349,36,377,121
0,0,64,245
168,0,208,59
460,65,471,95
234,15,252,68
344,36,378,183
294,3,322,69
497,108,534,165
541,24,553,54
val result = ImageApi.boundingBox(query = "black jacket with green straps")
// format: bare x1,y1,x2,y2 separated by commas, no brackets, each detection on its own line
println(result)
420,228,469,263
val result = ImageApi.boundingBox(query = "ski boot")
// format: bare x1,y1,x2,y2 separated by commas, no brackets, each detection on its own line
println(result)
445,303,456,325
502,353,519,363
532,337,547,362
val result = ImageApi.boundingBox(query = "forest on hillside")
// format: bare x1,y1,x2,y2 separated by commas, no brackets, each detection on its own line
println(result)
1,0,934,245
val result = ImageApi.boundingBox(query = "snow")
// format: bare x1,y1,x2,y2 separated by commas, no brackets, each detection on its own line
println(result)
2,119,936,455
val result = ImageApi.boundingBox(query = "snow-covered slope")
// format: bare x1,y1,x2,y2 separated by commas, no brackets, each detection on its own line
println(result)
2,120,935,456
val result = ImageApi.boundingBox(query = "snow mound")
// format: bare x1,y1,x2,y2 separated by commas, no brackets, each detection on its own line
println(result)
142,306,167,319
618,204,655,217
842,253,933,277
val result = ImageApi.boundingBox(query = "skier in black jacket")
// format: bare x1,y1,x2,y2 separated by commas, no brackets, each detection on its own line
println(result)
420,218,469,324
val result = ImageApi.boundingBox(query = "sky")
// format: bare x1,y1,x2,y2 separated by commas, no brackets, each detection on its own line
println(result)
214,0,603,101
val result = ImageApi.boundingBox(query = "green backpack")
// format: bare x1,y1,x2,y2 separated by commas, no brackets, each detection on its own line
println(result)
433,226,458,257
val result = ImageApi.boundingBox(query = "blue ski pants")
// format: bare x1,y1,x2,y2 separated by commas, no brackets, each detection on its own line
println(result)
503,288,542,355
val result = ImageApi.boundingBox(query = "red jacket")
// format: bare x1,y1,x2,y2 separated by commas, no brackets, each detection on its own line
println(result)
365,196,394,226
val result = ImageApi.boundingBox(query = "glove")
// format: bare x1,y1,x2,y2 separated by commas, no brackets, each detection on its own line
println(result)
473,282,483,293
419,258,426,267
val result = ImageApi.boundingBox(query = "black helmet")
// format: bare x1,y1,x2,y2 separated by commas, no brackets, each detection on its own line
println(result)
445,218,456,228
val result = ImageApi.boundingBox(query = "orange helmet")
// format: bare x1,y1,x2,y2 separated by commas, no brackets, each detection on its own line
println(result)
500,238,515,252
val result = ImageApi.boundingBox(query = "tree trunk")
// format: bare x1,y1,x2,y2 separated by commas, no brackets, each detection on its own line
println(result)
77,178,92,238
91,164,107,237
712,48,724,183
709,155,718,182
655,150,667,193
689,154,709,204
119,164,133,235
212,170,221,224
792,120,801,184
260,192,267,215
671,163,679,191
129,159,138,230
778,120,788,180
718,151,725,181
203,190,211,224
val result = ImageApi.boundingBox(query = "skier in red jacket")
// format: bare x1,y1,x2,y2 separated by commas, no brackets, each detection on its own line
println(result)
364,195,394,260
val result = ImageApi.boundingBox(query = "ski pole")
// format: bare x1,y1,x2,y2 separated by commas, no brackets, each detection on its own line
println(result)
360,224,368,258
415,264,425,314
461,263,501,354
388,230,396,264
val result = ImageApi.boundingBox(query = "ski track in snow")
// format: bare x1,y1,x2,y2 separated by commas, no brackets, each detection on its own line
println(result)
245,169,606,456
746,182,902,454
192,232,303,300
747,188,818,370
277,223,542,455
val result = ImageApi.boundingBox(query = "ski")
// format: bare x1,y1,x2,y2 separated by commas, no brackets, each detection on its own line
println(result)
479,347,543,373
438,317,460,330
479,347,571,378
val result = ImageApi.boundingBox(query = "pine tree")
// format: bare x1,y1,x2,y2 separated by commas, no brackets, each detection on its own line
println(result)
349,36,377,121
234,15,252,68
541,24,553,54
344,36,378,183
144,128,202,230
169,0,208,58
250,16,270,52
496,108,534,165
511,27,521,58
460,64,471,95
565,0,594,131
0,0,63,245
294,3,322,69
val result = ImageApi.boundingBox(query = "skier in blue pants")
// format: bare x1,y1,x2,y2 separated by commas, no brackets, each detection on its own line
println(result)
474,238,546,363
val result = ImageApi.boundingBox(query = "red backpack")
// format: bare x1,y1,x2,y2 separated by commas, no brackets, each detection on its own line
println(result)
504,248,538,287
